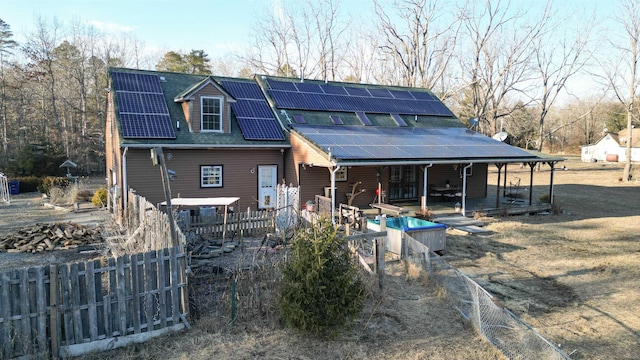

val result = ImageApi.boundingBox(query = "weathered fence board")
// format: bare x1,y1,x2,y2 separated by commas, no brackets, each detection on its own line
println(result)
186,210,274,238
0,247,188,359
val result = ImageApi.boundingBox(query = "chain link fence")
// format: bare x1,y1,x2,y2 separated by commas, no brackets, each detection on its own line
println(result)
402,233,571,359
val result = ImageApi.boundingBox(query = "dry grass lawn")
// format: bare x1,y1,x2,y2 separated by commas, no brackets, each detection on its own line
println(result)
444,157,640,360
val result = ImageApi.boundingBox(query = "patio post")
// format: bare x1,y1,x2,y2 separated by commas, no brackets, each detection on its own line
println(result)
330,166,340,224
462,164,472,216
421,164,433,211
528,162,536,205
495,163,504,208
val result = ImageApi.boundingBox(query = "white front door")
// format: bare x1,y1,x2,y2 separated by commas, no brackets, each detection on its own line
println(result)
258,165,278,209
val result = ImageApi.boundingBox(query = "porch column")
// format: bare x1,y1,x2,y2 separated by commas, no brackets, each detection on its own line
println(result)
462,164,472,216
330,166,340,224
548,161,557,204
528,162,537,205
495,163,505,208
422,164,433,211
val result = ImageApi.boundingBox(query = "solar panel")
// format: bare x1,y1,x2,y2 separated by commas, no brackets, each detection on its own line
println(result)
221,80,264,99
112,72,163,93
356,112,372,126
112,71,176,139
391,114,408,127
388,89,414,99
295,82,324,93
265,77,454,117
292,125,537,161
237,118,285,140
266,78,297,91
293,114,307,124
410,91,435,101
367,88,392,98
219,79,287,141
321,84,348,95
344,86,370,97
231,101,274,119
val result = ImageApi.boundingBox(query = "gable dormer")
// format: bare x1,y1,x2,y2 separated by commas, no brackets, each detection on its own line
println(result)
174,77,236,133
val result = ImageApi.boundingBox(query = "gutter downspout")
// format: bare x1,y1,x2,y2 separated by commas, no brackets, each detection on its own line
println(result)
330,165,340,224
422,164,433,211
122,147,129,212
461,163,472,216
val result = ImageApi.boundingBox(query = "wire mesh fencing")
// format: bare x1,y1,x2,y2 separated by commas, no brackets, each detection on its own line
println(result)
401,235,571,360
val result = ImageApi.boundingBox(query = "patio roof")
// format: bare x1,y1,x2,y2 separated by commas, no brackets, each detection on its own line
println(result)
291,125,562,166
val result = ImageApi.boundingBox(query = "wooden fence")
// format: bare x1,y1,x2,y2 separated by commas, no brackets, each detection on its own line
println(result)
182,210,274,238
0,246,188,359
114,191,186,256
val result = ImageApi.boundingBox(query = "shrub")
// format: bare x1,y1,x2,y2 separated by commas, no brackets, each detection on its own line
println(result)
279,218,364,338
92,187,108,207
10,176,41,193
38,176,71,194
539,194,550,203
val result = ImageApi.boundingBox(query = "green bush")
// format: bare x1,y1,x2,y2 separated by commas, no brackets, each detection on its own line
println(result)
38,176,71,195
92,187,107,207
279,218,364,338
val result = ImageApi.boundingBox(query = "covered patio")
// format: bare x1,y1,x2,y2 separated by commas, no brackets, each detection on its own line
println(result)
290,125,564,220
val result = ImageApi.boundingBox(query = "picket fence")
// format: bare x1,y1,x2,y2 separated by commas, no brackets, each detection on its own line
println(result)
183,210,274,238
0,246,188,359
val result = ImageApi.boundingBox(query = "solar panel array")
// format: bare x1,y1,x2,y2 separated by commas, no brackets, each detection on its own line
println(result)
292,125,537,161
112,72,176,139
265,78,453,117
220,80,285,141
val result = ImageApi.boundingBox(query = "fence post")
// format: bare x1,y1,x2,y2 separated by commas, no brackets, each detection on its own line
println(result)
49,264,60,359
376,217,386,290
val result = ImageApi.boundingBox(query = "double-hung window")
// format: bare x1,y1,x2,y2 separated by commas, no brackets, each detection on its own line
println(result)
201,96,223,132
201,165,223,187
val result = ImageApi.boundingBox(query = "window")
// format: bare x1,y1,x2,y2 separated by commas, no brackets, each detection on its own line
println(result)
201,96,223,132
335,167,347,181
201,165,223,187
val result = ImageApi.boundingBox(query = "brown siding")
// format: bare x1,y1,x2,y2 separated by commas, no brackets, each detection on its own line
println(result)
181,101,192,131
425,163,487,198
290,133,332,169
299,166,386,209
105,91,124,212
125,148,285,211
191,83,231,134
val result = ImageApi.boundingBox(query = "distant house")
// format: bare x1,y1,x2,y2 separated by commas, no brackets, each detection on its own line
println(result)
581,128,640,162
105,68,563,218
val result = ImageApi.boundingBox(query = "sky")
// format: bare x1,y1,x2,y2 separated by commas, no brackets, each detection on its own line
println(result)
2,0,615,58
0,0,625,102
1,0,376,59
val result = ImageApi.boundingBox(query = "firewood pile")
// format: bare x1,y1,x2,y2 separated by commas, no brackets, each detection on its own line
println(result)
0,222,103,253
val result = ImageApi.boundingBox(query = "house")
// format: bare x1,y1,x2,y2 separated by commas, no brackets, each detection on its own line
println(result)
105,68,563,219
581,128,640,162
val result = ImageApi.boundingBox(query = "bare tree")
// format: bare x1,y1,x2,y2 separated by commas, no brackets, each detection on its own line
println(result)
374,0,460,90
237,0,348,80
605,0,640,181
532,12,591,152
0,19,17,162
459,0,551,136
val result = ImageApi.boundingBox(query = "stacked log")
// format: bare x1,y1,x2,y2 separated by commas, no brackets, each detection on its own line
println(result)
0,222,102,253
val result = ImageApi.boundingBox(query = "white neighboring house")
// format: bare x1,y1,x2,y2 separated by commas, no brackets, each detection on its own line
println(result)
581,128,640,162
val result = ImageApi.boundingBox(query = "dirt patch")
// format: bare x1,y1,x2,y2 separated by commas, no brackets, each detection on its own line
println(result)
0,192,110,268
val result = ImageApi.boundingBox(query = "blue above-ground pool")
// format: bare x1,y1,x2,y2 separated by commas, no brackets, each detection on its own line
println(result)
371,216,447,232
367,216,447,253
